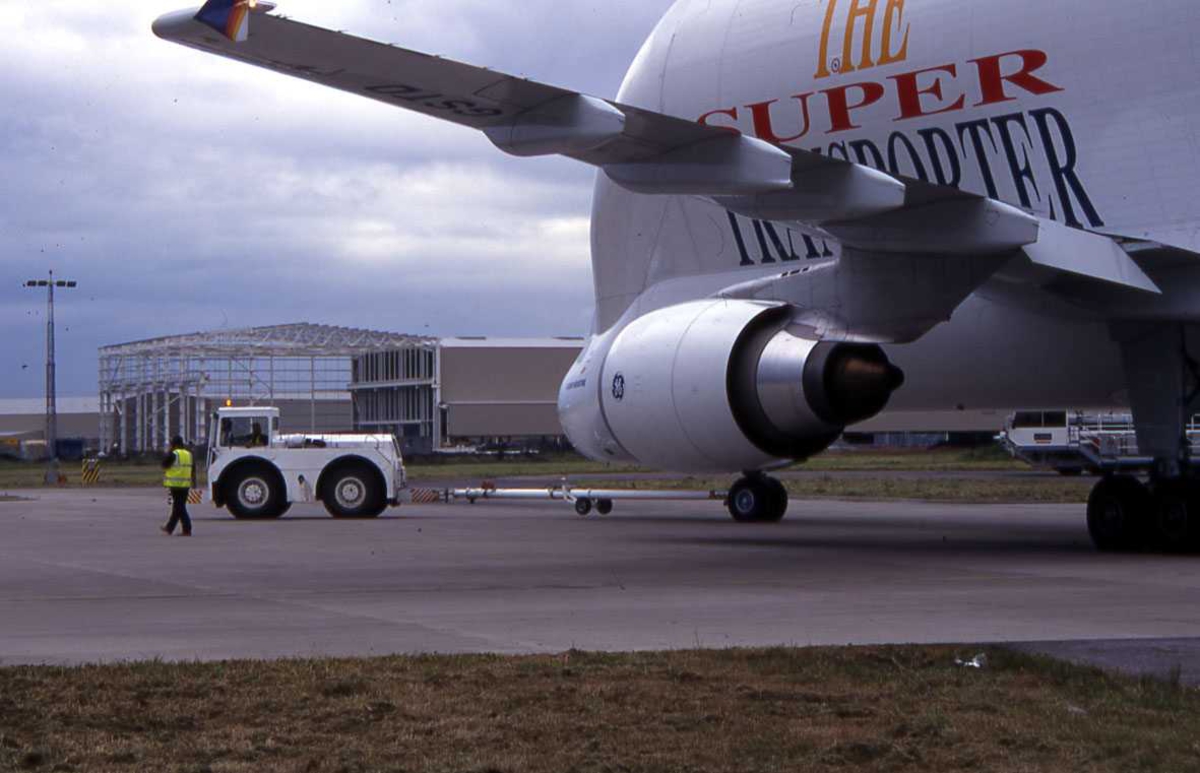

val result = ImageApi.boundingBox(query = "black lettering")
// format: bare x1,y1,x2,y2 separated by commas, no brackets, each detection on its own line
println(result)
992,112,1043,210
956,119,1002,199
763,222,801,261
728,212,756,266
849,139,886,170
1030,107,1105,228
827,142,850,161
801,234,825,259
918,127,962,187
886,132,929,181
751,221,778,263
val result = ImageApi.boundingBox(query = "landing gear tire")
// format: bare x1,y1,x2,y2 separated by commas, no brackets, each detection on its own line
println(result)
596,499,614,516
763,477,789,523
727,475,788,523
224,465,287,520
1151,481,1200,554
1087,476,1149,552
323,464,386,519
574,498,593,517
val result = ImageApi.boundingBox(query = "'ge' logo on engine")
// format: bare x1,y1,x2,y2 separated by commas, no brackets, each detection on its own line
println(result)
612,374,626,402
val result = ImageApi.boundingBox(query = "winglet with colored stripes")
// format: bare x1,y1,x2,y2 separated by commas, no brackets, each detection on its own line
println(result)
194,0,256,43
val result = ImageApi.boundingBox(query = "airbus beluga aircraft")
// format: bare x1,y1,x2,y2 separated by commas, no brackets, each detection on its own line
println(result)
155,0,1200,553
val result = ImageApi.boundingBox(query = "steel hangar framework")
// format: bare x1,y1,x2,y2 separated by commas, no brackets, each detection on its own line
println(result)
98,324,437,456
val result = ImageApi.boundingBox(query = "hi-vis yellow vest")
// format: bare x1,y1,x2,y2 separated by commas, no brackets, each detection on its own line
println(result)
164,449,194,488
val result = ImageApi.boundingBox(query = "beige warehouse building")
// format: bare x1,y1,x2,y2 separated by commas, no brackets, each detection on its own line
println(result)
351,337,584,452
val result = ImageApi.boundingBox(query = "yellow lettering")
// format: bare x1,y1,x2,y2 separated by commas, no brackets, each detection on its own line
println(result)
841,0,880,74
815,0,840,79
879,0,910,65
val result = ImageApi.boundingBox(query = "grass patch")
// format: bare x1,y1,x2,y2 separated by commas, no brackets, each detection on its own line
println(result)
0,448,1034,497
804,446,1024,473
0,646,1196,772
0,460,179,490
592,475,1092,504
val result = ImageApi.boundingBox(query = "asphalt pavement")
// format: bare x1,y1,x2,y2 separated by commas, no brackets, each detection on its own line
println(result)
1,488,1198,683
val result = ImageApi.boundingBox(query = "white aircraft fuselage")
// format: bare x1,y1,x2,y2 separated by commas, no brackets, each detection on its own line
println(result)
558,0,1200,468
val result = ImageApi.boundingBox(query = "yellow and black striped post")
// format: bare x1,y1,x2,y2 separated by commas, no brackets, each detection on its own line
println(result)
80,458,101,486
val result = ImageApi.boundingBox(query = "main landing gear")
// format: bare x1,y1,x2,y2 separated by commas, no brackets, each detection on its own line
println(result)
1087,476,1200,553
726,473,789,523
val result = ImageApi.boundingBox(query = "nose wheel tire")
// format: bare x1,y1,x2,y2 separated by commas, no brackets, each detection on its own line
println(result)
575,498,593,517
727,475,789,523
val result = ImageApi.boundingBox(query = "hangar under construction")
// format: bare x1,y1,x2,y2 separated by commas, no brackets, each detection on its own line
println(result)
98,323,583,456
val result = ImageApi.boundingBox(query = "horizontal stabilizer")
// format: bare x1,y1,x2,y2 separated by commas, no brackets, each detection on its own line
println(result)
1025,220,1161,294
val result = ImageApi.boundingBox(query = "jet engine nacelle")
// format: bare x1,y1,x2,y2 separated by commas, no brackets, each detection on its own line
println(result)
571,300,904,473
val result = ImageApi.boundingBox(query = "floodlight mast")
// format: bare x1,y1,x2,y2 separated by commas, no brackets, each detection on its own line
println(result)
24,271,76,484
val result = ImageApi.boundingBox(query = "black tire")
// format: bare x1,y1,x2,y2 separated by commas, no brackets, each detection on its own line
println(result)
763,477,789,523
1151,481,1200,553
322,463,385,519
1087,476,1149,552
727,477,776,523
223,464,287,520
575,498,593,516
596,499,614,516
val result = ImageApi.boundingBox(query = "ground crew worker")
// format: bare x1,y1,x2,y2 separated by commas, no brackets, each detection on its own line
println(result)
161,436,194,537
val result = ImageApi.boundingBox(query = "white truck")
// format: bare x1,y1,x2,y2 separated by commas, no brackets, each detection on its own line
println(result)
205,406,407,519
1000,409,1200,475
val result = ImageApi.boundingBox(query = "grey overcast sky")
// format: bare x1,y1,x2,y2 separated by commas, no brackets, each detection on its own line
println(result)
0,0,676,397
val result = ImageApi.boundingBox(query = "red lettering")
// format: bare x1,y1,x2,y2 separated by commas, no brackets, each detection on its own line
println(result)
823,81,886,133
747,95,815,143
698,107,742,133
969,50,1063,106
889,64,965,120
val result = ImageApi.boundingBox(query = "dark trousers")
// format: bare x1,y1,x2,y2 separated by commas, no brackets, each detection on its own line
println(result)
166,488,192,535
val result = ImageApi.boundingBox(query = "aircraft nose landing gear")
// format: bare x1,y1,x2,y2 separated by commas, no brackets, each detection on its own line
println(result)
727,474,789,523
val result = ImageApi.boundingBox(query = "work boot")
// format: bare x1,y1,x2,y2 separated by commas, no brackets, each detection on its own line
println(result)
160,525,172,535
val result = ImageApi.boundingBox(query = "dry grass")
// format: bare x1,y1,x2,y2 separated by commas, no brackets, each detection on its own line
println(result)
1,647,1197,773
605,475,1093,504
0,461,179,490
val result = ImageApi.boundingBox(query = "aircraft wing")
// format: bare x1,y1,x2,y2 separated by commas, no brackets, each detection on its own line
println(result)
154,1,1159,298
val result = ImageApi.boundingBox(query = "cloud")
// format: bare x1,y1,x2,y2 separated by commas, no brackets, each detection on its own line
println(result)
0,0,675,397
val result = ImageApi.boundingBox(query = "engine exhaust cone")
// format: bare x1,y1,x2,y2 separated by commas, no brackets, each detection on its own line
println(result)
824,346,905,425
